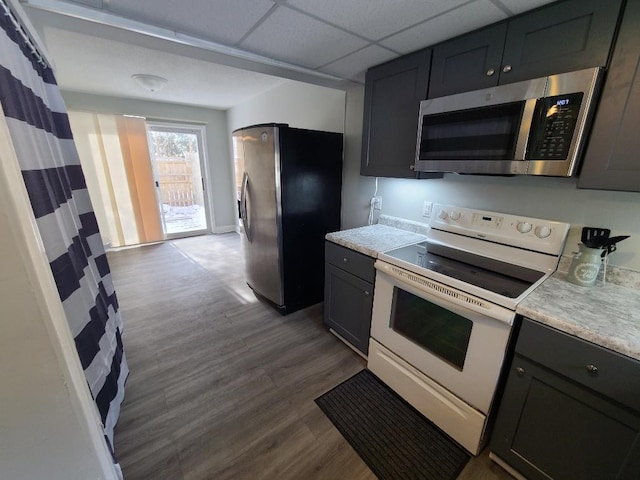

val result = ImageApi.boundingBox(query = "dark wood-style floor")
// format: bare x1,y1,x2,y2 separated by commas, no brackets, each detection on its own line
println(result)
109,233,513,480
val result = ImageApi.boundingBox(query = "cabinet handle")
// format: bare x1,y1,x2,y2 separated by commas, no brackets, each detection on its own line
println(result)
486,68,495,76
343,257,348,263
585,364,598,374
409,165,415,171
502,65,512,73
515,367,525,376
364,291,370,296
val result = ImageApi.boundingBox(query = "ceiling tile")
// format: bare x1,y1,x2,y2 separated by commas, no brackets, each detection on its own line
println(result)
380,0,508,54
496,0,557,15
239,7,368,69
320,45,398,80
105,0,275,45
284,0,469,40
41,27,288,109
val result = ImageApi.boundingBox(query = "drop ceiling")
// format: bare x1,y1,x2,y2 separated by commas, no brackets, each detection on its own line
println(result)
20,0,556,110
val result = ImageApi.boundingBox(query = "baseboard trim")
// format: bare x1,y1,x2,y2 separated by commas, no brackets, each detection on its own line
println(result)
212,225,237,234
488,452,527,480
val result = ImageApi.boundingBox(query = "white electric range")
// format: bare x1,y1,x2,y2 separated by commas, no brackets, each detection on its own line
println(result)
367,204,570,454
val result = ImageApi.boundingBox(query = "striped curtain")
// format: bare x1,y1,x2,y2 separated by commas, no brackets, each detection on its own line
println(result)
0,5,128,456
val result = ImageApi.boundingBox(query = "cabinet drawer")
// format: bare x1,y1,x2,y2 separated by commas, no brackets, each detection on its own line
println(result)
517,318,640,412
325,241,375,283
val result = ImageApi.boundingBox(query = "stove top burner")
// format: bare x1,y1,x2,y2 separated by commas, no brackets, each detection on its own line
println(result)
383,242,545,299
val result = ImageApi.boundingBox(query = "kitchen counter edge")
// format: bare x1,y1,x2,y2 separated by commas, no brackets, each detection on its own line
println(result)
325,223,428,258
517,272,640,362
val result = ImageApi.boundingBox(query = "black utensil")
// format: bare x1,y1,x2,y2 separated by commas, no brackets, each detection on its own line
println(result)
581,227,610,246
600,235,630,258
583,234,609,249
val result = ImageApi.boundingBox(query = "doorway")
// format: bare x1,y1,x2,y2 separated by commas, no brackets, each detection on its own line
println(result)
146,123,210,239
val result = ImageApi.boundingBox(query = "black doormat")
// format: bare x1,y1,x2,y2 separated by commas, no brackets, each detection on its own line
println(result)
315,369,470,480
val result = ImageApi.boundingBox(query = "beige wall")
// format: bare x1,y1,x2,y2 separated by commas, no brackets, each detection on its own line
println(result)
342,85,640,270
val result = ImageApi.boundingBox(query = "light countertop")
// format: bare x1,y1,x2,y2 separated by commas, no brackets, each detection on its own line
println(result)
517,272,640,362
325,223,428,258
327,219,640,362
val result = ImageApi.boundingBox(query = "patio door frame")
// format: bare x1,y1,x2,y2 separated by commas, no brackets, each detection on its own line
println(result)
145,121,213,240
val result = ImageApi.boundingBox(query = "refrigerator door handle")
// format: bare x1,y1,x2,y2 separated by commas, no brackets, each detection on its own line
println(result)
240,171,251,242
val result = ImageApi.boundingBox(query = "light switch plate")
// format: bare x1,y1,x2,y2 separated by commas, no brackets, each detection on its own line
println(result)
422,201,433,217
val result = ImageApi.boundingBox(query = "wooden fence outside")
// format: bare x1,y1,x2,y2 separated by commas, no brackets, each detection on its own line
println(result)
155,155,199,207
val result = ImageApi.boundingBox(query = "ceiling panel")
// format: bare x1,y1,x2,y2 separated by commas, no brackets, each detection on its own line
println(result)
41,27,287,109
497,0,557,15
239,6,368,69
284,0,470,41
380,0,508,54
105,0,275,45
320,45,398,80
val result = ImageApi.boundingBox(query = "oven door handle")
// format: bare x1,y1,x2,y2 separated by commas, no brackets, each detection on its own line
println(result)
375,261,515,325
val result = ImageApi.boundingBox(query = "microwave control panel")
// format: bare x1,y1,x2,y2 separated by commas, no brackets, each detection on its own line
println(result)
526,92,584,160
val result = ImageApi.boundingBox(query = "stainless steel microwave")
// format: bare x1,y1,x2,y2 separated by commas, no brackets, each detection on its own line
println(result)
414,68,602,176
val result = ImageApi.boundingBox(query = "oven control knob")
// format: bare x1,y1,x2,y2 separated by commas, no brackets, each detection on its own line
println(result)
535,226,552,238
516,221,532,233
449,210,461,221
438,210,449,220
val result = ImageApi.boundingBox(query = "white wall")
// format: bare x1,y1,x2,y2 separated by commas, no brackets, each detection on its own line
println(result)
62,91,236,232
226,81,346,133
0,111,118,479
342,86,640,270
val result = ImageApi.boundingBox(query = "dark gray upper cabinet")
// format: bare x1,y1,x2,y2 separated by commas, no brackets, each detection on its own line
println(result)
428,23,506,99
491,319,640,480
360,49,442,179
428,0,623,99
578,0,640,192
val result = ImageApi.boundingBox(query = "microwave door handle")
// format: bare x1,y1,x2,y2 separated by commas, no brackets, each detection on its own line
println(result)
514,98,538,162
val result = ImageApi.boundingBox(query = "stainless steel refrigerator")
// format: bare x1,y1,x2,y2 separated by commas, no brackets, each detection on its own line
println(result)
233,124,343,314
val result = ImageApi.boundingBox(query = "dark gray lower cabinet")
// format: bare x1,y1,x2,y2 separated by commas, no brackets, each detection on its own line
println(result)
491,319,640,479
323,242,375,355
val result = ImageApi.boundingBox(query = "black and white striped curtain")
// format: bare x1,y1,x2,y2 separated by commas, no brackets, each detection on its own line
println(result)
0,4,128,457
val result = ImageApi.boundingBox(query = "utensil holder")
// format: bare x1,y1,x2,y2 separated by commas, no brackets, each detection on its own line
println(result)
567,244,602,287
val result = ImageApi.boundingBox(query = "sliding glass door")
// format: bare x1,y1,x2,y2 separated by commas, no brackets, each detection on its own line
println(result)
68,112,212,247
146,124,210,238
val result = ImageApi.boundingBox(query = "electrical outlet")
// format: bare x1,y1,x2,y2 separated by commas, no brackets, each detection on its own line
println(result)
422,201,433,217
372,196,382,210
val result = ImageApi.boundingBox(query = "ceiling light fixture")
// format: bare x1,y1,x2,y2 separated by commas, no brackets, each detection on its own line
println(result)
132,74,168,92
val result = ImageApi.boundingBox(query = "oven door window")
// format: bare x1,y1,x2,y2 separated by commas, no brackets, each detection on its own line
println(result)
390,287,472,371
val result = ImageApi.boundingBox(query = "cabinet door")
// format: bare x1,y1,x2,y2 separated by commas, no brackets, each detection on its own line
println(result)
578,0,640,192
492,355,640,480
323,263,373,354
428,23,506,99
501,0,622,85
361,49,441,178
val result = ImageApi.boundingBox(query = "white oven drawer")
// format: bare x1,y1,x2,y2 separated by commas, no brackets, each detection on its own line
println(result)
368,339,487,455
